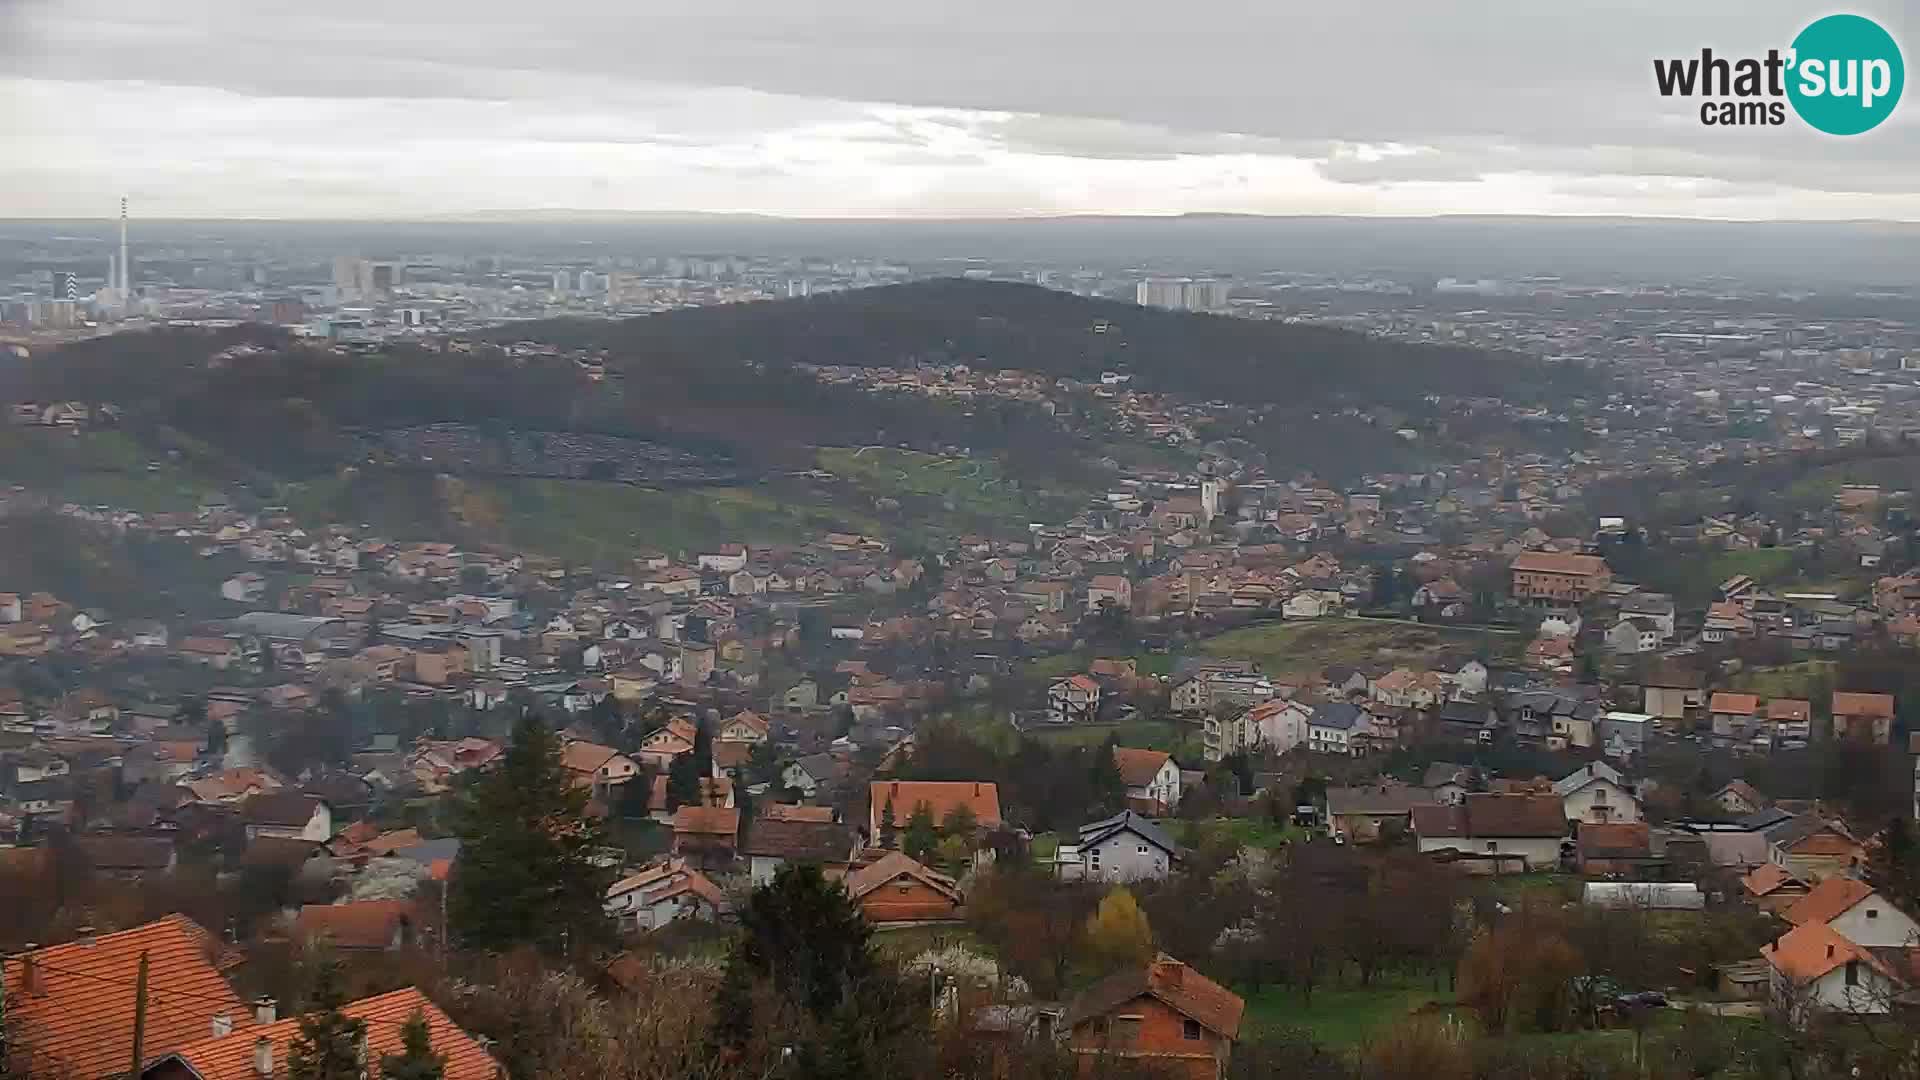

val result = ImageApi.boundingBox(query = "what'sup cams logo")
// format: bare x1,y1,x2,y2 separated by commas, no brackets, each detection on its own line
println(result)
1654,13,1904,133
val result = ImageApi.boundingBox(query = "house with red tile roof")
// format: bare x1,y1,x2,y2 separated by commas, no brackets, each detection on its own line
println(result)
292,900,419,952
844,851,963,924
1831,692,1895,744
1762,921,1903,1018
1111,747,1180,815
1783,878,1920,948
1064,955,1243,1080
866,781,1003,840
3,915,251,1079
143,986,497,1080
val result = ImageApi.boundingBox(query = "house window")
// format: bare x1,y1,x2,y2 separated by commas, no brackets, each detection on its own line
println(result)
1115,1016,1142,1045
1137,845,1148,855
1846,960,1859,987
1485,841,1498,853
1183,1019,1202,1041
896,884,912,895
1867,908,1880,920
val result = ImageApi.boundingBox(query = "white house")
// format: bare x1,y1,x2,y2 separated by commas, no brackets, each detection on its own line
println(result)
604,858,728,932
241,793,332,842
1411,793,1568,873
1765,921,1902,1020
1307,702,1368,755
1283,591,1342,620
1046,674,1102,724
1605,617,1662,655
1552,762,1641,825
1059,810,1178,883
1783,878,1920,949
1112,747,1181,813
221,573,268,604
696,544,749,573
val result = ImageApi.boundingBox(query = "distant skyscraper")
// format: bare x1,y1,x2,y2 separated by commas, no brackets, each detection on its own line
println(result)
332,255,363,299
550,270,570,295
1136,278,1187,309
51,271,78,301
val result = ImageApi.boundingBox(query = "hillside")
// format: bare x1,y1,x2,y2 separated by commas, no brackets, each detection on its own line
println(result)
508,278,1584,409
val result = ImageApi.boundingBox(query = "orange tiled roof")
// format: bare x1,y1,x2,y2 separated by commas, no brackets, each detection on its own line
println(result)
2,915,250,1078
162,986,497,1080
1764,920,1895,983
1833,692,1895,718
1111,747,1172,789
1784,876,1876,928
1742,862,1804,898
292,900,416,951
1708,692,1760,715
1509,551,1609,576
867,781,1002,832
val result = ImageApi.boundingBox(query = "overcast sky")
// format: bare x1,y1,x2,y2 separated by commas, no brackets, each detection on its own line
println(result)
2,0,1916,219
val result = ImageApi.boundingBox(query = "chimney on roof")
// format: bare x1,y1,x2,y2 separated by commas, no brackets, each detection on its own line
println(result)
1154,958,1185,986
255,997,277,1024
76,926,96,947
213,1014,234,1039
19,947,37,994
974,783,981,796
252,1036,274,1077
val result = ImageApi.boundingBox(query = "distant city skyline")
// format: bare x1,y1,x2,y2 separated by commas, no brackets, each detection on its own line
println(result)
3,0,1917,220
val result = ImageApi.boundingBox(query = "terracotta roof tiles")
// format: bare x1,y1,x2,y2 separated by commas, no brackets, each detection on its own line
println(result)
2,915,249,1078
162,986,497,1080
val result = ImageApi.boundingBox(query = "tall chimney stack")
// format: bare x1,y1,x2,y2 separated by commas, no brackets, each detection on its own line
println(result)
118,196,130,307
252,1036,273,1076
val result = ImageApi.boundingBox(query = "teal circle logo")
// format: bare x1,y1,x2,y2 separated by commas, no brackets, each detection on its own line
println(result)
1787,14,1904,135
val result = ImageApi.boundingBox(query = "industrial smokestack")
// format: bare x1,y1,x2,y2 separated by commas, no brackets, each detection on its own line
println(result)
118,196,130,306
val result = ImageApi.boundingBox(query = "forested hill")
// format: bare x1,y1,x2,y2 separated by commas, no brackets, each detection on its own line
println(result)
507,278,1589,408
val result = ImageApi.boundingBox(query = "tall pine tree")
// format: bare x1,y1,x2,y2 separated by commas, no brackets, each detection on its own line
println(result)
378,1008,445,1080
287,958,366,1080
448,709,613,955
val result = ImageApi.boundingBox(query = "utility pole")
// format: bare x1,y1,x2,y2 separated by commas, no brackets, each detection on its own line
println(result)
129,951,150,1077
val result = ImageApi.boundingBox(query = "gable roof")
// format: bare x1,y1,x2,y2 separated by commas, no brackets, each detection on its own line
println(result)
158,986,498,1080
1708,692,1761,715
1764,921,1898,984
1065,956,1244,1040
671,805,740,838
1577,822,1651,859
843,851,961,903
3,915,248,1078
1411,793,1567,840
1325,784,1436,816
1784,876,1877,928
1111,747,1172,788
741,818,856,862
1766,699,1812,722
292,900,415,950
867,781,1003,831
1510,551,1609,576
1741,862,1807,898
1833,691,1895,718
239,792,322,827
1308,701,1366,731
1077,810,1179,856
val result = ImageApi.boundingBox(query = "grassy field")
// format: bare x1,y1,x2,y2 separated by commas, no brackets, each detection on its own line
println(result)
1240,971,1447,1044
1024,651,1177,681
1731,659,1836,700
0,427,221,511
1197,617,1516,673
1183,816,1306,851
817,446,1079,533
283,468,897,565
